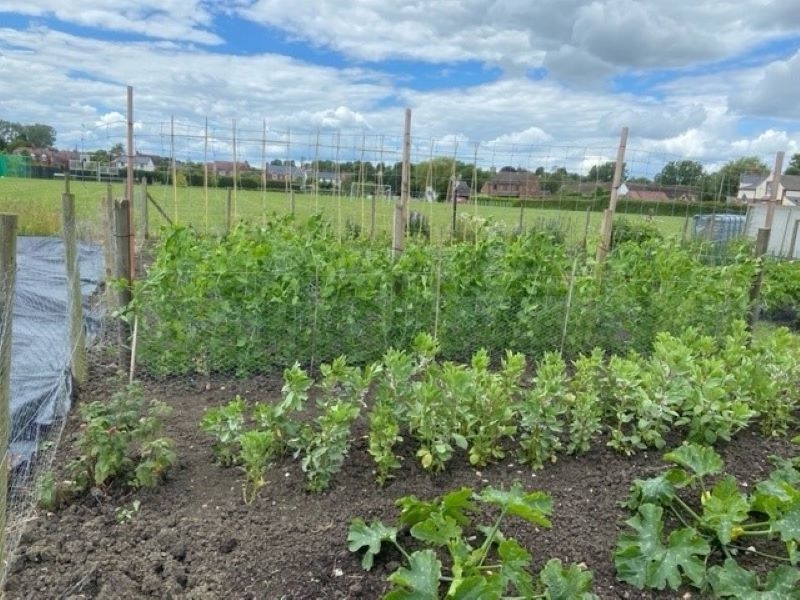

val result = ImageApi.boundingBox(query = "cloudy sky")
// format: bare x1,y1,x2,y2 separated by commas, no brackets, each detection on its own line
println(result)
1,1,800,175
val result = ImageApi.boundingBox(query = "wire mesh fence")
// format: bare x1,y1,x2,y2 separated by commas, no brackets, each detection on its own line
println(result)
0,224,104,586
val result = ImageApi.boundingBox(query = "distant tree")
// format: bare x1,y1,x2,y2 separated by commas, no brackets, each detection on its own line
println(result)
784,153,800,176
270,158,283,166
0,120,22,151
587,161,626,183
655,160,704,186
712,156,769,199
109,142,125,157
21,123,56,148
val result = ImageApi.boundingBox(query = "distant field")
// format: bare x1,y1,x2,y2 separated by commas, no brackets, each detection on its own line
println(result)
0,177,688,242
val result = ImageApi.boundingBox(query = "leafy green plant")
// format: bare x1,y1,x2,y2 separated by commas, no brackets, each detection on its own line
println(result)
238,430,274,503
368,398,403,486
604,353,677,455
615,442,800,595
461,349,525,467
348,484,597,599
294,357,380,492
565,348,604,455
199,395,246,466
63,381,176,497
518,352,568,468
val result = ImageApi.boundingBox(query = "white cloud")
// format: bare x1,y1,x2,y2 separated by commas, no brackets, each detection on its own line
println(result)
728,51,800,119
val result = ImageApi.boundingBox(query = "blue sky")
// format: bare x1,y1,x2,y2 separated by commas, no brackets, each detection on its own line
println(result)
1,1,800,176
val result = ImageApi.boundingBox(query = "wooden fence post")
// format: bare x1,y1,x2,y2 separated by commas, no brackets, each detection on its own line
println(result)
226,188,232,234
393,108,411,257
596,127,629,263
747,227,771,329
62,193,87,387
0,213,18,572
140,177,149,241
114,199,133,367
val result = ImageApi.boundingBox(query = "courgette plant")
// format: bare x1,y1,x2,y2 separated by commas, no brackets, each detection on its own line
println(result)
348,484,597,599
615,441,800,597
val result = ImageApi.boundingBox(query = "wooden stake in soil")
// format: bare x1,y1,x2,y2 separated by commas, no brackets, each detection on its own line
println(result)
595,126,629,263
393,108,411,257
114,199,133,368
0,213,18,574
62,192,87,387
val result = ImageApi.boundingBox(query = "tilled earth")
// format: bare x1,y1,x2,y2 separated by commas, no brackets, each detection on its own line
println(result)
4,354,798,599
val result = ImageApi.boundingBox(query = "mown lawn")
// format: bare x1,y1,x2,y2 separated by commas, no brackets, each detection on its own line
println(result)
0,176,687,242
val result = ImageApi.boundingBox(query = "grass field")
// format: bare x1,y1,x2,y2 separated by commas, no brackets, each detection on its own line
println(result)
0,176,689,243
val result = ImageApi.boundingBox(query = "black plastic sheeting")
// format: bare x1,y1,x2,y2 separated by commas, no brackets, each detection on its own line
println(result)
9,237,103,470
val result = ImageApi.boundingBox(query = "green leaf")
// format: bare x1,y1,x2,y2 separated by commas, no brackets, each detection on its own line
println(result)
539,558,598,600
708,559,800,599
346,518,398,571
653,527,711,590
447,575,501,600
614,504,710,590
701,474,750,544
626,472,676,510
773,504,800,543
385,549,442,600
663,442,723,481
497,538,534,598
410,513,462,547
478,484,552,527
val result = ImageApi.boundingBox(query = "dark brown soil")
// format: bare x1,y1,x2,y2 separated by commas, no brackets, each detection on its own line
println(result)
4,352,798,600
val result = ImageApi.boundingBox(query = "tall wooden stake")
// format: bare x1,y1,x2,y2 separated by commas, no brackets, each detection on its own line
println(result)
595,126,629,263
232,119,238,221
0,213,17,574
114,199,133,367
126,85,135,281
394,108,411,257
62,192,87,386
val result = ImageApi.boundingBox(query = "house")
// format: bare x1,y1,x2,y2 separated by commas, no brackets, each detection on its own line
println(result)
480,168,539,198
737,173,764,202
622,182,699,202
113,153,156,173
265,164,303,182
753,174,800,206
209,160,251,177
447,180,471,203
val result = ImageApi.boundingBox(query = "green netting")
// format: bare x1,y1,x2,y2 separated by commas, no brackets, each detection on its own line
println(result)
0,154,30,177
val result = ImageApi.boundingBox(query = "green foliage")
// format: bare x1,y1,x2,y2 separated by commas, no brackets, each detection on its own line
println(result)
64,382,176,499
615,442,800,594
518,352,568,468
199,395,246,466
348,484,597,599
133,218,764,380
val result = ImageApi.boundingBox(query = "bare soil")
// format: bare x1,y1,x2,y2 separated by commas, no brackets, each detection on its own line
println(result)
4,352,798,600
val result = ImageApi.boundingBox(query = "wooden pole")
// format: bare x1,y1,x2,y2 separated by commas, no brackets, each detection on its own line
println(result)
764,151,784,231
126,86,136,281
393,108,411,257
62,193,87,387
140,176,149,241
232,119,238,221
226,188,232,234
204,117,209,232
171,115,178,222
596,126,629,262
747,227,771,328
103,183,114,284
114,199,133,367
0,213,17,573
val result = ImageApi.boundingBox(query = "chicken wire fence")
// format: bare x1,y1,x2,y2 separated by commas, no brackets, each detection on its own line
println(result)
0,230,105,586
130,241,758,383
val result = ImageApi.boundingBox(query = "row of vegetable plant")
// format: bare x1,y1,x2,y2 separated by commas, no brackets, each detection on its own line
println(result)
132,216,765,377
200,323,800,498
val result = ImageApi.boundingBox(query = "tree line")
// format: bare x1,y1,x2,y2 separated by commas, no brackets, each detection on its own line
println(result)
5,119,800,201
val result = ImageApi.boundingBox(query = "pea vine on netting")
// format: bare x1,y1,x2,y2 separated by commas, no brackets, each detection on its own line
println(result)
129,215,764,378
